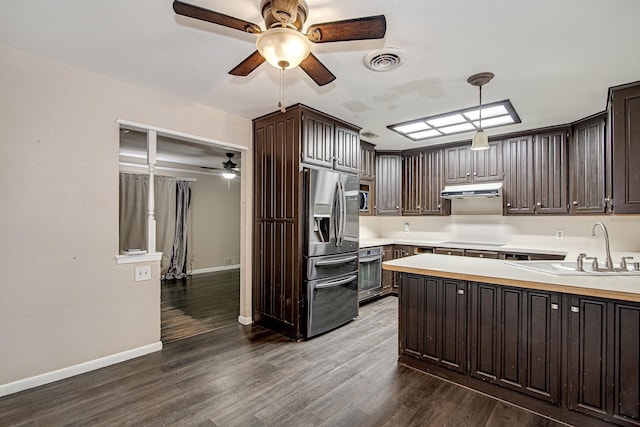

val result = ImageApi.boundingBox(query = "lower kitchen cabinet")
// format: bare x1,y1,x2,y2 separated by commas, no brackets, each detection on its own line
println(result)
398,273,640,426
381,246,394,295
567,295,640,425
469,283,560,403
399,274,467,374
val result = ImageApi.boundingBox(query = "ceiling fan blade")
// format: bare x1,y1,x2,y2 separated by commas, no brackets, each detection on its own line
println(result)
299,53,336,86
173,1,262,34
306,15,386,43
229,50,266,76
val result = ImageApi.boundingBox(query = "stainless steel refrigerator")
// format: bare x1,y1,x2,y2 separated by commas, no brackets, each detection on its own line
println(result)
304,168,359,338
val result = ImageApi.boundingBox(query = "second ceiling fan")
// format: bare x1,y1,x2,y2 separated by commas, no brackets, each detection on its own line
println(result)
173,0,387,86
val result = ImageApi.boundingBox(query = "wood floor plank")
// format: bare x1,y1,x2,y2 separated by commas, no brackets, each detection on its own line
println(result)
0,297,568,427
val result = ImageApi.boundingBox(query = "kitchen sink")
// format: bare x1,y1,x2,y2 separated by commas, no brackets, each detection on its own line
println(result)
505,261,640,276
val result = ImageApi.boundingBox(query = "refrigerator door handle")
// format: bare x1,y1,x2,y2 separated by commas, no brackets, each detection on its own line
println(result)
315,255,358,266
315,275,358,289
341,179,347,247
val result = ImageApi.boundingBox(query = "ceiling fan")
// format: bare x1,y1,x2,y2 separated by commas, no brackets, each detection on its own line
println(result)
173,0,387,86
200,153,240,179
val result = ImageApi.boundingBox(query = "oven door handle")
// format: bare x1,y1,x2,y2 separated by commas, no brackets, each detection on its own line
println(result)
315,255,358,266
315,275,358,289
359,255,382,263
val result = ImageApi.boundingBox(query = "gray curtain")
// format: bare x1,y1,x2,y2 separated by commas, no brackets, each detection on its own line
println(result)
119,173,177,276
165,180,191,280
119,173,148,252
155,176,177,276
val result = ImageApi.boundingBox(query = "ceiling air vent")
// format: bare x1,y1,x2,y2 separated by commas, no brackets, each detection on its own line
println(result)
363,48,406,72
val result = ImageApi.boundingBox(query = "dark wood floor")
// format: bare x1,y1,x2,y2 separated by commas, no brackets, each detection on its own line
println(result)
0,297,568,426
161,270,240,342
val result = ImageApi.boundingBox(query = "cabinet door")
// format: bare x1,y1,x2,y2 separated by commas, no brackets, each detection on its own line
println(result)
381,246,394,294
444,145,472,184
504,136,535,214
334,124,360,174
438,279,467,373
473,140,504,182
612,302,640,423
399,274,424,359
360,141,376,180
533,131,569,214
402,152,423,215
470,284,560,403
570,116,606,214
301,111,334,168
375,153,402,215
567,296,609,418
611,83,640,213
424,148,449,215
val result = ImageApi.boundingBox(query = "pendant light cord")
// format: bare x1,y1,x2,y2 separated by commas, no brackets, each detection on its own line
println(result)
478,84,483,131
278,68,286,113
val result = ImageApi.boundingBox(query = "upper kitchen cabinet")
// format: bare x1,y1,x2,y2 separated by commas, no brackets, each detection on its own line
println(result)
570,113,607,214
402,149,449,216
376,152,402,215
301,107,361,174
444,140,504,185
504,128,569,215
609,81,640,213
360,141,376,180
533,129,569,214
504,136,535,214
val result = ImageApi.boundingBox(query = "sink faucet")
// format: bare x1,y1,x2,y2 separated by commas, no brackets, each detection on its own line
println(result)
592,222,614,270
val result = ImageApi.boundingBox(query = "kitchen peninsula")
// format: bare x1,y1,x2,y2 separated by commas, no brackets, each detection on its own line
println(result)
384,253,640,426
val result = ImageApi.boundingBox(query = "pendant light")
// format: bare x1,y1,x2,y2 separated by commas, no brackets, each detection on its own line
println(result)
467,72,494,151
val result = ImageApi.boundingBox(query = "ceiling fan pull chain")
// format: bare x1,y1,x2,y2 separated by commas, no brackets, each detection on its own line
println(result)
279,68,286,113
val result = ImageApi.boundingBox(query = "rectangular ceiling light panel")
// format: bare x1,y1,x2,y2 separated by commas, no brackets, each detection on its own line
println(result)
388,99,520,142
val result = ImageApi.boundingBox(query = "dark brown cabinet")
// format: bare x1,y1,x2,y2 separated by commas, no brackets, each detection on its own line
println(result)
399,274,467,374
301,108,360,174
390,245,413,293
567,296,640,425
533,130,569,214
469,283,560,403
252,104,360,340
381,245,394,294
570,114,607,214
444,141,503,184
402,149,449,216
610,82,640,213
360,141,376,180
375,153,402,215
504,130,568,215
504,136,535,214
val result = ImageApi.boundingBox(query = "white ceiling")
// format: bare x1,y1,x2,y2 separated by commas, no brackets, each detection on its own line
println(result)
2,0,640,151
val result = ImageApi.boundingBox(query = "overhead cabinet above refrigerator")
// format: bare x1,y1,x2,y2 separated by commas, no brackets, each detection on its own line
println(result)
253,104,361,340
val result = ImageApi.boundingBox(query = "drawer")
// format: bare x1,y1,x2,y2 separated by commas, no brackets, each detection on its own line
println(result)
464,250,500,259
434,248,465,256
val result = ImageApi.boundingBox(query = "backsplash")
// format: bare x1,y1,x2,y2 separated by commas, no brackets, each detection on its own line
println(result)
360,215,640,253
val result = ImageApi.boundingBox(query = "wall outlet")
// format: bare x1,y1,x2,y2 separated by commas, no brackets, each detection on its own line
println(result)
135,265,151,281
555,229,564,239
403,223,410,233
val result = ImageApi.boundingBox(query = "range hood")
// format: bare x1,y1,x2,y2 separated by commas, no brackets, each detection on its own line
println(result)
441,182,503,199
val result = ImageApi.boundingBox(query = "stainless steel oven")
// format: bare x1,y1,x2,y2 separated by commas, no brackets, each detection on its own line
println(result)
358,246,383,301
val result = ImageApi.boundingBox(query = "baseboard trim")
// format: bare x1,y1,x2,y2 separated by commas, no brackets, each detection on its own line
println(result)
0,342,163,398
190,265,240,275
237,315,252,325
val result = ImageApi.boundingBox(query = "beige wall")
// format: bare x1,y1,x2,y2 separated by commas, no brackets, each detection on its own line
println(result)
0,44,252,388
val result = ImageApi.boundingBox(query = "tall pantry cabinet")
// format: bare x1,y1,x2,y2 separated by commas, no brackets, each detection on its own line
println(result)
252,104,361,340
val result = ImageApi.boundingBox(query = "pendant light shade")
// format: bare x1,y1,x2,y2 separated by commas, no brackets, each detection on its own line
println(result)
256,27,311,70
467,72,494,151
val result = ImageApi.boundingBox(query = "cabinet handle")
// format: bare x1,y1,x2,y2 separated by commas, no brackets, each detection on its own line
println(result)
573,201,578,205
466,172,470,177
473,172,477,176
551,303,559,310
571,306,579,313
458,289,464,295
506,203,511,207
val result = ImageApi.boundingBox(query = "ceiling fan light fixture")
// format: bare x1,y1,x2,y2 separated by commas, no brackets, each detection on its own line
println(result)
256,27,311,70
222,171,237,180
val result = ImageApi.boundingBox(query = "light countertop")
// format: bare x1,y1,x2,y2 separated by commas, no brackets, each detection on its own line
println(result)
383,253,640,302
359,238,568,256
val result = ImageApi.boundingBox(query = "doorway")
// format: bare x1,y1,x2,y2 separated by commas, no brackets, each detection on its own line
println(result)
118,125,244,342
